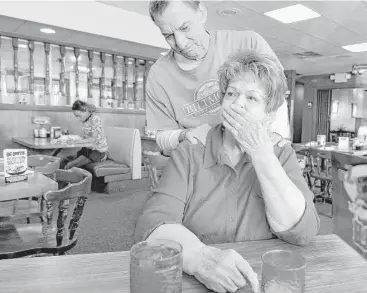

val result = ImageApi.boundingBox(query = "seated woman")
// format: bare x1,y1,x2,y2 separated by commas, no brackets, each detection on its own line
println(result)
134,50,320,293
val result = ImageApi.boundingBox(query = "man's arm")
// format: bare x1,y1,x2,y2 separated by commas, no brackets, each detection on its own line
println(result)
146,71,189,151
147,80,209,152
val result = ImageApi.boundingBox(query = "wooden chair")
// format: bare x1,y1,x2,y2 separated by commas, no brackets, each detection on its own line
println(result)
296,149,312,189
22,155,61,223
308,148,333,217
27,155,61,176
0,167,92,259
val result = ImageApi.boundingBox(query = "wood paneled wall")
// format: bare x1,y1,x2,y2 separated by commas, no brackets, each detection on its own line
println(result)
0,109,146,154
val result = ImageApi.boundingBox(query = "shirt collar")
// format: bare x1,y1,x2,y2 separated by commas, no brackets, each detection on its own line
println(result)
84,113,93,123
203,125,251,169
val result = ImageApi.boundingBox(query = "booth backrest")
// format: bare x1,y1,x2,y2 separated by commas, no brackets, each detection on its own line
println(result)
105,127,142,179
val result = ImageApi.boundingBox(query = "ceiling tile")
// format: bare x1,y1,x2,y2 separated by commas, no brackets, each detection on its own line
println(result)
302,1,362,20
235,1,299,13
289,16,365,46
205,0,261,30
235,13,345,55
301,0,366,35
236,14,303,42
263,37,304,55
331,3,367,36
99,1,149,16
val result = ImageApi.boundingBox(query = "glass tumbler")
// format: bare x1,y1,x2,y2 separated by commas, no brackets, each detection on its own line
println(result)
261,250,306,293
130,239,183,293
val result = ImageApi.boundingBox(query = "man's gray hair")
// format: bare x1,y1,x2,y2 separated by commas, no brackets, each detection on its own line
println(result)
149,0,201,22
217,50,288,114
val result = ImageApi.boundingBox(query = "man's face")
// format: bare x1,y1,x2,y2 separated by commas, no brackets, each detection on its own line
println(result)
154,1,208,60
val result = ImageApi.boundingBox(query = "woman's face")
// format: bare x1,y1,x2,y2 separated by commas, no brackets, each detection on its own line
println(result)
73,110,90,122
221,71,268,122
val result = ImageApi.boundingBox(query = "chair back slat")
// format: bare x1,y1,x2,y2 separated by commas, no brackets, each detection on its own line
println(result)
28,155,60,175
45,168,92,202
0,167,92,259
43,168,92,247
308,148,332,178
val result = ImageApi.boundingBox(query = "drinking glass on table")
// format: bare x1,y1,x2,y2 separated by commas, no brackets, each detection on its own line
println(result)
261,250,306,293
130,239,183,293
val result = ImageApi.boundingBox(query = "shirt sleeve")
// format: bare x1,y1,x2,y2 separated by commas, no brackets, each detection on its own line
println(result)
134,145,192,243
273,146,320,246
89,115,103,146
146,70,180,131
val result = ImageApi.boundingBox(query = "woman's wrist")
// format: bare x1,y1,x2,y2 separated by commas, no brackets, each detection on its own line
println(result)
183,243,208,275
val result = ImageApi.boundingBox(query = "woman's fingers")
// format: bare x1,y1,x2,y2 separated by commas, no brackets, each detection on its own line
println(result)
230,104,258,124
223,121,238,137
195,274,227,293
219,276,239,293
227,266,247,289
226,105,244,121
235,257,260,293
223,111,241,130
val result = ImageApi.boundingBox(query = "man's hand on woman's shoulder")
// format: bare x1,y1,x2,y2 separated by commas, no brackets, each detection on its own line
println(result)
182,124,212,146
269,132,291,148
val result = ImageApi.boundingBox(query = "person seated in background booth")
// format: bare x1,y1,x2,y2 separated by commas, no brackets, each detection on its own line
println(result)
134,50,320,293
63,100,108,170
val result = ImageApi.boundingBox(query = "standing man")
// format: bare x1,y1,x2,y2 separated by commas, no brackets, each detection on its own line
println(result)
146,0,290,152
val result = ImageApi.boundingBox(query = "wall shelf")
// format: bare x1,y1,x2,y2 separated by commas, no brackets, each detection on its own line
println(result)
0,103,146,115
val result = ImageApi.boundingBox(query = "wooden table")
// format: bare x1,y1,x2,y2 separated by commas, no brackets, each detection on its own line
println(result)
0,234,365,293
0,170,58,202
293,143,367,156
13,137,93,156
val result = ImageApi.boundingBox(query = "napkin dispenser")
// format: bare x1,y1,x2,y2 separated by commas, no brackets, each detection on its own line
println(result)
338,137,350,150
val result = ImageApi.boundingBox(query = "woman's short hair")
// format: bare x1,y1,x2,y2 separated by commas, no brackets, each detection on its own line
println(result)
149,0,200,22
72,100,96,113
217,50,288,113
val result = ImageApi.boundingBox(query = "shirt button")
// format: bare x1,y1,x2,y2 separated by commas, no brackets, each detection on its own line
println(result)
230,188,236,194
230,215,234,221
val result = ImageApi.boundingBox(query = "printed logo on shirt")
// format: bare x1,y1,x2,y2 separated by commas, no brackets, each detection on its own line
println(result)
182,79,221,118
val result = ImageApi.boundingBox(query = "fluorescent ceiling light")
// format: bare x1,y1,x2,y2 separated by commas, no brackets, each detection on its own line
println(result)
40,28,56,34
264,4,320,24
343,43,367,53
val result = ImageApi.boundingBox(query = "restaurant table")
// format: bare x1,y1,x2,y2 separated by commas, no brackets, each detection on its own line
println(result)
0,170,58,202
13,137,93,156
0,234,366,293
292,142,367,156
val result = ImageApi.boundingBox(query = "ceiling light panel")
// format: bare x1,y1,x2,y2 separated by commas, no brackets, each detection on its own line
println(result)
264,4,321,24
342,43,367,53
40,28,56,34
